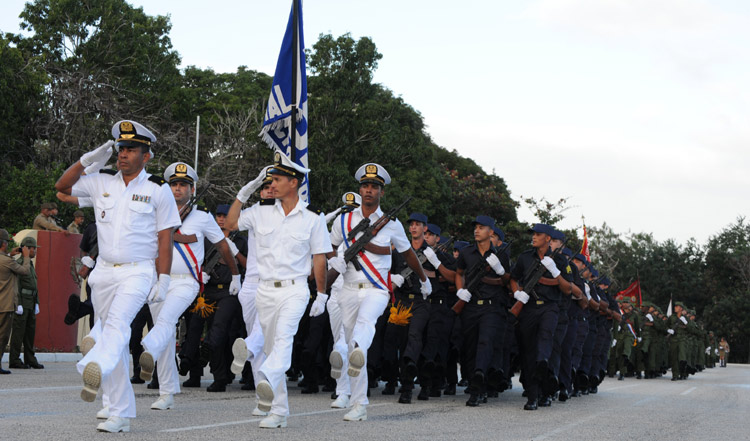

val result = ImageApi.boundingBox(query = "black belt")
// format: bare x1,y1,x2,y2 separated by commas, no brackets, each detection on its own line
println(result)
470,299,493,306
429,298,445,305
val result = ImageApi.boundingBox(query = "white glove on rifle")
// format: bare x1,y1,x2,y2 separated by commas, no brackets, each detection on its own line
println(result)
309,292,328,317
514,290,530,304
16,305,23,315
80,140,114,168
423,247,442,269
667,329,675,335
391,274,405,288
540,256,560,278
202,272,210,284
237,165,272,203
81,255,96,269
705,347,711,355
328,255,346,274
486,254,505,276
35,304,40,315
420,277,432,299
612,339,617,348
680,316,688,325
637,337,642,343
148,274,171,304
584,284,591,300
229,274,241,295
457,288,472,302
646,313,654,322
226,237,240,256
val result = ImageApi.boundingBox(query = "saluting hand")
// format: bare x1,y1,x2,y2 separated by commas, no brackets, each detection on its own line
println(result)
80,140,114,168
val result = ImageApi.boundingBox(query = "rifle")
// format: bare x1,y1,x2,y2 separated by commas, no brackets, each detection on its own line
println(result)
452,241,512,315
342,196,412,271
203,230,239,277
398,236,455,288
508,242,566,318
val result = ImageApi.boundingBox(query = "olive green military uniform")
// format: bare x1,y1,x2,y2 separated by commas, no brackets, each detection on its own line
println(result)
668,308,689,379
9,240,41,368
0,228,31,372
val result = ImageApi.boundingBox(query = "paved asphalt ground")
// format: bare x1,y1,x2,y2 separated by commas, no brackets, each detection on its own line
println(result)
1,362,747,440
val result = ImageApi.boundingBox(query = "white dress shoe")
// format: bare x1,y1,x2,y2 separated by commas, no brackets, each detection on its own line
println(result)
151,394,174,410
96,407,110,420
80,335,96,356
343,403,367,421
81,362,101,402
259,413,287,429
256,380,274,412
97,416,130,433
252,406,269,416
139,351,155,382
348,347,365,377
329,350,343,379
331,394,350,409
230,338,249,375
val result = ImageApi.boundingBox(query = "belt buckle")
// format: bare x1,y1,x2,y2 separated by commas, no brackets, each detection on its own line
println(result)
113,263,122,268
358,283,368,289
274,281,282,288
217,284,224,289
408,294,415,300
477,300,484,305
536,300,544,305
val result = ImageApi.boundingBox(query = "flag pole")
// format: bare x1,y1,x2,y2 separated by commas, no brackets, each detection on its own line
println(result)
289,0,299,163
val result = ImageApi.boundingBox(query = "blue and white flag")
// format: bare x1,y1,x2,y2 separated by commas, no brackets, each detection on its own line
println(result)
260,0,309,202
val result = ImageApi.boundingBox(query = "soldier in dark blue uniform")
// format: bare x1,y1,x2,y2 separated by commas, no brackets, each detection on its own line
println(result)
557,249,587,401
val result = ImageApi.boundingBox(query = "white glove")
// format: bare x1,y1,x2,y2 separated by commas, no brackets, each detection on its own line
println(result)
391,274,405,288
423,247,441,269
646,313,654,322
637,337,642,343
667,329,675,335
584,284,591,300
16,305,23,315
309,292,328,317
420,277,432,299
202,272,210,283
715,349,719,355
80,140,114,168
486,254,505,276
35,304,40,315
540,256,561,278
705,348,711,355
148,274,170,304
707,346,711,351
514,290,530,304
226,237,240,257
680,316,688,325
612,339,617,348
229,274,241,295
328,255,346,274
237,165,272,203
457,288,472,302
325,207,342,223
81,255,96,268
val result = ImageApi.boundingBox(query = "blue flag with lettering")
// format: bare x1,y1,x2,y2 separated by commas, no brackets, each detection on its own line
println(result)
260,0,309,202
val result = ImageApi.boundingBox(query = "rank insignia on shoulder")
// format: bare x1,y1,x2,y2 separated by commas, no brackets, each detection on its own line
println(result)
197,205,209,213
341,205,355,214
148,175,166,186
306,204,322,215
260,198,275,206
566,265,572,274
99,168,117,175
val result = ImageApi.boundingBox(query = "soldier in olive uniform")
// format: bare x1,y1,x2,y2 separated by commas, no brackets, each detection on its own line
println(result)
668,302,690,380
9,237,44,369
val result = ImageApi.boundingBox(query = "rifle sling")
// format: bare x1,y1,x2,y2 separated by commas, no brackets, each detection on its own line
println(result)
174,233,198,244
362,242,391,255
481,276,504,286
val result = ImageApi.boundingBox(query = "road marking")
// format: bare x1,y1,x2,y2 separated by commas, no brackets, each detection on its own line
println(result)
0,385,80,395
681,387,697,395
160,403,388,432
600,384,639,392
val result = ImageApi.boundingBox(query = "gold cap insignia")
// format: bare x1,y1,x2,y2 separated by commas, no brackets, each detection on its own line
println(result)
120,121,134,132
345,193,355,202
365,164,378,177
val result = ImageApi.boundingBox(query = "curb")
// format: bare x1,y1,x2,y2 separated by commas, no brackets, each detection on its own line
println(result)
2,353,83,363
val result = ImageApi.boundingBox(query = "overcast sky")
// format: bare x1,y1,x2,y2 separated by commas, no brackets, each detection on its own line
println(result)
3,0,749,245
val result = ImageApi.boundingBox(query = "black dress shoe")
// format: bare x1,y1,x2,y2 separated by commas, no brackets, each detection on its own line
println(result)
466,394,480,407
147,380,160,389
207,381,227,392
524,399,538,410
9,362,29,369
183,377,201,387
429,386,442,397
402,361,418,382
558,390,569,402
241,382,255,391
588,386,598,394
382,382,396,395
573,389,582,397
617,373,624,381
538,395,552,407
417,388,430,401
64,294,81,325
301,384,319,394
398,390,412,404
178,359,191,376
0,368,10,374
443,384,456,395
130,374,145,384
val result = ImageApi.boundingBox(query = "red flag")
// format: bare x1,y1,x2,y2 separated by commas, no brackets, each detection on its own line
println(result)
580,224,590,262
617,280,640,305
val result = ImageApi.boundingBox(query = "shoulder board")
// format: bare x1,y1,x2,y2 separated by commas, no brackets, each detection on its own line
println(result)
259,198,275,206
99,168,117,175
341,205,355,214
306,204,322,215
196,205,209,213
148,175,166,186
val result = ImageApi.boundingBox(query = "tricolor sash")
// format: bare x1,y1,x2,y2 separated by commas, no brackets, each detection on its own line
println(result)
340,212,390,292
174,228,203,291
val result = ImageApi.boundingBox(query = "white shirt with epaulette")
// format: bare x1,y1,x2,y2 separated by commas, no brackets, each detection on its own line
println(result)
171,206,225,275
238,198,331,281
71,168,181,264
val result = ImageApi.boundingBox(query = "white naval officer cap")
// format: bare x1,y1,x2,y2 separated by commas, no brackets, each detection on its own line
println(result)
342,191,362,207
354,163,391,186
112,120,155,156
164,162,198,186
268,149,309,180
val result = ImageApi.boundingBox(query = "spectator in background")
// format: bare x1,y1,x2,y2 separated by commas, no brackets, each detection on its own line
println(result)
9,236,44,370
68,210,85,234
32,203,66,233
0,228,31,374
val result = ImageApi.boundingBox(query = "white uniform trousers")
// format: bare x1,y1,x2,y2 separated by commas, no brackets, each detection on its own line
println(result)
85,320,112,410
337,285,389,406
76,262,155,418
238,280,266,390
142,275,199,395
256,280,309,416
327,288,350,396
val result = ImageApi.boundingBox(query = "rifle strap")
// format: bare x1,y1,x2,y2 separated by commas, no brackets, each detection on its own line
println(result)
363,243,392,255
481,276,504,286
341,212,391,295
